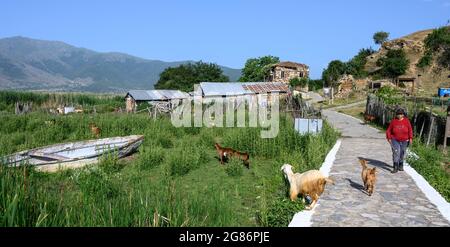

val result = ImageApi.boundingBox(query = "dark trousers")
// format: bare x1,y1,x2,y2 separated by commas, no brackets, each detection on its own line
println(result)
391,139,408,163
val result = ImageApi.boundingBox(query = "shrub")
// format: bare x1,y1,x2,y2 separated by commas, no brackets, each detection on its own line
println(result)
225,158,244,177
265,197,305,227
76,166,120,200
375,86,401,105
137,147,165,170
98,153,124,174
168,144,208,176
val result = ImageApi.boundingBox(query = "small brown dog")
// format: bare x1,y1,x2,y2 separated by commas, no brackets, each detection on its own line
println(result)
364,113,376,123
214,143,250,168
214,143,235,165
89,123,101,138
359,159,377,196
281,164,334,210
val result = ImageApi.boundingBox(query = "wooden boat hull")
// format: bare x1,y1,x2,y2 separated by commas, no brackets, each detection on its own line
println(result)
1,135,144,172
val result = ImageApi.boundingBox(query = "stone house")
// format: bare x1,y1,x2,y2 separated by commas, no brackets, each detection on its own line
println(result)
268,61,310,85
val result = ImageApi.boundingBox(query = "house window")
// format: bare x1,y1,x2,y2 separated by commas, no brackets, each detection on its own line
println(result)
281,71,285,79
299,72,304,77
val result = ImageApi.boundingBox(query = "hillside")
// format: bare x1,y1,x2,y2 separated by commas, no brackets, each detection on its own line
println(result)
0,37,241,92
365,29,450,95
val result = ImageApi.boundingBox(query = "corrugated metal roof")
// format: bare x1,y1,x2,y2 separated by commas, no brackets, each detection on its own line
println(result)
200,82,249,96
242,83,289,94
200,82,289,96
126,90,189,101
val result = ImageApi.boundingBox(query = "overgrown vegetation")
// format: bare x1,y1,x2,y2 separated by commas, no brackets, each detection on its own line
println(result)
418,26,450,69
375,86,402,105
0,91,339,226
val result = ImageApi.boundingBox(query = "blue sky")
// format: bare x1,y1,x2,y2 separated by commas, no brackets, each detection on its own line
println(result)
1,0,449,79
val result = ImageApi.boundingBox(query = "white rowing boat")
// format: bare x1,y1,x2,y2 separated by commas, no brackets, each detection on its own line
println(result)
1,135,144,172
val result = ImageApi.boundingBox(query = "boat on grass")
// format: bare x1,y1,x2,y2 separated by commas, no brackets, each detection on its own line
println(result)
1,135,144,172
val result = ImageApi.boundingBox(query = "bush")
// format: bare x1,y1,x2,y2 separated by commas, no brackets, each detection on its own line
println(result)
137,147,165,170
75,167,120,200
265,197,305,227
375,86,401,105
225,158,244,177
417,51,433,68
98,153,124,174
168,144,208,176
289,77,308,88
420,26,450,69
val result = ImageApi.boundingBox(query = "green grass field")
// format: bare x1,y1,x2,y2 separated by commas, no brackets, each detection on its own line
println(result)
0,91,339,227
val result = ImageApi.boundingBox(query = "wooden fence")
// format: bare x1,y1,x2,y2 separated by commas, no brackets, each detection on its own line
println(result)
366,94,448,146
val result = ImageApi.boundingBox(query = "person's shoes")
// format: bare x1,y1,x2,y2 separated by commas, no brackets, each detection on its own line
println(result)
398,161,404,171
391,162,398,173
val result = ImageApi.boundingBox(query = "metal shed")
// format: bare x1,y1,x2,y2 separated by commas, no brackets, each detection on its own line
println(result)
196,82,290,107
125,90,189,113
198,82,288,96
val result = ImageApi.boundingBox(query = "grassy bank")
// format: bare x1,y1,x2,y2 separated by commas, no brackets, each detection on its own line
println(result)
407,140,450,202
0,99,339,226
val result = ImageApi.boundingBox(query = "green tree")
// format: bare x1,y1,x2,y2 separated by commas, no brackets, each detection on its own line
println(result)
308,79,324,91
239,55,280,82
155,62,229,92
289,77,309,88
346,48,376,78
322,60,346,84
373,31,390,45
377,49,410,81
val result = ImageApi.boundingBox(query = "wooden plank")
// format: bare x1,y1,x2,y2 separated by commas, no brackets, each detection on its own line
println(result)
427,116,435,146
444,116,450,150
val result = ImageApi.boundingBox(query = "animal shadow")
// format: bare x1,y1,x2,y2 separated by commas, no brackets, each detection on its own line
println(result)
358,157,391,172
345,178,368,195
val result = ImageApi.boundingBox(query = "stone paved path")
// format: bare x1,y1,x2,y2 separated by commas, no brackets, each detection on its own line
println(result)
311,109,450,226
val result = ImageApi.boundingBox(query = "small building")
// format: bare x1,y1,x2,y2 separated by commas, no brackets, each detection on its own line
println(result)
125,90,189,113
195,82,290,107
396,76,416,94
368,79,395,90
268,61,310,85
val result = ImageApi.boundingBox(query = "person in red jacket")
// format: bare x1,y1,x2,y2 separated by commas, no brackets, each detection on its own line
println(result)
386,108,413,173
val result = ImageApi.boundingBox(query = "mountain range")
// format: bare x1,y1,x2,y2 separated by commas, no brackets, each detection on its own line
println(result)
0,36,241,92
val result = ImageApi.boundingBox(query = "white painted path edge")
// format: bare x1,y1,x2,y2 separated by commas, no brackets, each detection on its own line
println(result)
404,162,450,223
288,139,342,227
289,109,450,226
335,110,450,222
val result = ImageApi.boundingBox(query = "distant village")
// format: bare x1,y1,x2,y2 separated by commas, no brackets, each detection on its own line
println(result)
124,61,309,113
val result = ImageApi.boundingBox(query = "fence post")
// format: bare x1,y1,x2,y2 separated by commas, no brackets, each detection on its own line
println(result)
444,107,450,152
427,106,434,147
